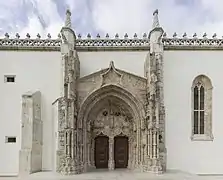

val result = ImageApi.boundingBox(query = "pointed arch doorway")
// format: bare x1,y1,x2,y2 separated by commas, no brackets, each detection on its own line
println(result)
78,85,145,172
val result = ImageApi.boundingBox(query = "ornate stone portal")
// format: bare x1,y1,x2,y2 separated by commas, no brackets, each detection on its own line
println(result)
51,9,167,175
79,86,144,172
53,9,166,175
18,9,166,176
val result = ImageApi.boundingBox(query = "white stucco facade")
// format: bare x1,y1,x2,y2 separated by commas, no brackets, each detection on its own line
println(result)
0,9,223,177
164,51,223,174
0,51,61,175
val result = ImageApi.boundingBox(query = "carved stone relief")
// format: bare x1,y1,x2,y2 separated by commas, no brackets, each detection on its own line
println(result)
77,83,147,172
78,61,147,109
101,61,123,86
51,8,167,176
85,96,136,170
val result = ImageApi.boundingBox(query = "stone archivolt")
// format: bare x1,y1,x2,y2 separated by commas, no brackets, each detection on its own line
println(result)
78,83,145,171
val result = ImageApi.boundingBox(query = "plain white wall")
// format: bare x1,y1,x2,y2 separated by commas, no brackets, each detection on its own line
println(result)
3,48,223,175
0,51,61,175
164,50,223,174
78,51,147,77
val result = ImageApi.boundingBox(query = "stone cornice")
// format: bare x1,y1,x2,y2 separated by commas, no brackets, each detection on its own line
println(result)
2,36,223,51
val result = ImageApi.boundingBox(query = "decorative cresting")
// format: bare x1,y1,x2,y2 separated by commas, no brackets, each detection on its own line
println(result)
55,9,81,175
162,32,223,48
144,9,166,174
3,31,223,50
78,84,146,172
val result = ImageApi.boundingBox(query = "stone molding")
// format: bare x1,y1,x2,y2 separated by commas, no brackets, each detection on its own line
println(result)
78,84,146,171
2,35,223,51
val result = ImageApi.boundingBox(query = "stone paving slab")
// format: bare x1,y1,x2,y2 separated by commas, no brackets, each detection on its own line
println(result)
1,170,223,180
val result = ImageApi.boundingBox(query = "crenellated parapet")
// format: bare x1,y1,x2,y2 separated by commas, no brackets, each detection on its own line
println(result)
2,31,223,51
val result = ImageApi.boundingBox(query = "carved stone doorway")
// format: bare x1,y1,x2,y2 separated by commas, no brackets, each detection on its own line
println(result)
114,136,129,168
94,135,109,169
79,85,145,172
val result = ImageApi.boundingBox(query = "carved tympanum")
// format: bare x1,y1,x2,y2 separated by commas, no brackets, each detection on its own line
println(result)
89,97,133,137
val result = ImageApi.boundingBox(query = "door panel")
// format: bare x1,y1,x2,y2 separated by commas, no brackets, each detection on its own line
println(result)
114,136,128,168
95,136,109,168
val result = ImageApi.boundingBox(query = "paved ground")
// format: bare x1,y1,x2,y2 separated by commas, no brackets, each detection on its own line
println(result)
1,170,223,180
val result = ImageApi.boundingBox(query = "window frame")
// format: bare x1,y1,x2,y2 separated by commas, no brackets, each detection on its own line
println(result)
191,75,213,141
4,75,16,83
5,136,17,143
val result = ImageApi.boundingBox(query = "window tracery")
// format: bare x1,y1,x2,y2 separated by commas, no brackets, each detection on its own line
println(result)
191,75,213,141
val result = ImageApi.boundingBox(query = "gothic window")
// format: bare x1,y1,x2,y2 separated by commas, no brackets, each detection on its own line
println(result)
191,75,213,141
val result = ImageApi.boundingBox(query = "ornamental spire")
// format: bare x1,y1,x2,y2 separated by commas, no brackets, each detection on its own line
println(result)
65,8,72,28
152,9,160,29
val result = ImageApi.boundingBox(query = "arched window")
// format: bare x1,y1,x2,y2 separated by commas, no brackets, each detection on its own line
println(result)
191,75,213,141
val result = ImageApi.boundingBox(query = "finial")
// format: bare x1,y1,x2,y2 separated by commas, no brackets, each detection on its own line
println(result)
4,33,9,39
203,32,207,38
182,32,187,38
57,33,61,39
78,34,81,39
193,33,197,39
153,9,158,16
26,33,30,39
109,61,115,69
115,33,119,39
16,33,20,39
133,33,137,38
65,8,72,28
163,32,167,38
96,33,100,38
105,33,109,38
47,33,51,39
37,33,41,39
124,33,128,39
173,32,177,38
87,33,91,39
143,33,147,38
212,33,217,39
152,9,160,29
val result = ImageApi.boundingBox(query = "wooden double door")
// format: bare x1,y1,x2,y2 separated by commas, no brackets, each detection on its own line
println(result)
94,135,128,169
